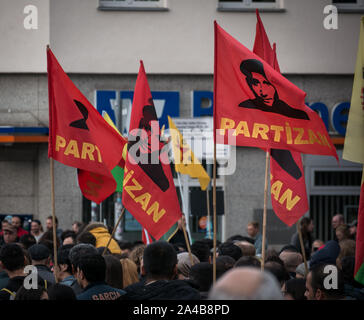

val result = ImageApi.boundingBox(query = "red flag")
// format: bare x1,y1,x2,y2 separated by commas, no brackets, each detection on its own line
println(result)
47,48,126,203
142,228,153,245
253,10,308,226
122,61,182,240
213,22,338,160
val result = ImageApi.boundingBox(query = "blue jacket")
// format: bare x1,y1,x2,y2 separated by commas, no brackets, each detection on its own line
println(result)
77,282,126,300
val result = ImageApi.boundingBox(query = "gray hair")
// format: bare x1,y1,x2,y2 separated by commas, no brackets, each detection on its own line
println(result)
69,243,98,266
208,268,283,300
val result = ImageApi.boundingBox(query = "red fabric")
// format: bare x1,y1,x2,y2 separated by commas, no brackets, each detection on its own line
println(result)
47,48,125,203
17,228,29,238
122,61,182,240
213,22,338,160
253,10,308,226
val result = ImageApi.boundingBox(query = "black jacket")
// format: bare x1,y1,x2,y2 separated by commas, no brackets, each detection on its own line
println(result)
120,279,201,300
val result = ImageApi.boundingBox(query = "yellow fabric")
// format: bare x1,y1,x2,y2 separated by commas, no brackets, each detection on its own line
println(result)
168,116,210,190
89,227,122,254
343,17,364,164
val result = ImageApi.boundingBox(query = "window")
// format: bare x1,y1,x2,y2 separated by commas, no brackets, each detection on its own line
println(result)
218,0,284,12
332,0,364,12
99,0,168,11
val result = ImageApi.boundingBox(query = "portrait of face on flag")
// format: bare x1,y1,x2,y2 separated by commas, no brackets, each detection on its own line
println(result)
47,48,126,203
122,61,182,240
214,22,337,160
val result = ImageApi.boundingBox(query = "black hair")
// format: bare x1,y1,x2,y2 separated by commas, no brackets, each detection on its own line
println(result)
190,262,213,292
19,234,36,250
69,243,98,271
57,246,73,274
191,240,211,263
234,256,261,269
47,215,58,226
240,59,267,79
284,278,307,300
265,260,290,286
217,242,243,262
0,243,25,271
47,283,76,300
96,246,111,255
118,241,134,251
226,235,255,245
32,219,42,226
198,238,214,250
104,254,124,289
76,231,96,246
15,285,47,300
143,241,177,280
216,255,236,276
76,253,106,283
310,263,345,299
61,230,77,242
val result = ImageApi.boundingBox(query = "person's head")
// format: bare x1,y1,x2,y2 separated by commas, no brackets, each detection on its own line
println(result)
68,243,98,275
31,220,43,235
233,241,256,257
46,216,58,231
240,59,277,107
38,230,60,254
28,244,51,266
246,221,259,238
191,240,211,263
76,231,96,246
332,214,344,230
47,283,76,300
337,239,356,269
349,220,357,236
309,240,341,270
120,258,139,288
300,217,314,235
295,262,307,279
217,242,242,262
279,251,303,273
19,234,36,250
305,263,345,300
282,278,307,300
54,245,74,282
264,259,290,287
234,256,261,269
2,224,18,244
15,285,48,300
129,244,146,275
1,219,10,230
177,252,200,279
61,230,76,246
72,221,83,234
118,241,134,256
312,239,325,254
190,262,214,292
75,253,106,288
335,224,351,242
142,241,177,281
216,255,236,275
208,267,283,300
11,216,22,230
226,235,255,245
104,254,123,289
0,243,25,273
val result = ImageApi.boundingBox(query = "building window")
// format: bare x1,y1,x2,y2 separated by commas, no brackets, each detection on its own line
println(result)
218,0,284,12
99,0,168,11
332,0,364,12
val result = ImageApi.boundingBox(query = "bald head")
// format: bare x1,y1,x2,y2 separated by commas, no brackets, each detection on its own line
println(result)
279,251,303,273
208,267,283,300
332,214,344,229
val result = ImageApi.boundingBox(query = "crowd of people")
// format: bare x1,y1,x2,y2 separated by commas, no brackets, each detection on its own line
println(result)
0,213,362,300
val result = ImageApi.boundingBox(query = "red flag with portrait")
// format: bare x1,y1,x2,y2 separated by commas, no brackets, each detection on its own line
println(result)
122,61,182,240
213,21,337,160
47,48,126,203
253,10,309,226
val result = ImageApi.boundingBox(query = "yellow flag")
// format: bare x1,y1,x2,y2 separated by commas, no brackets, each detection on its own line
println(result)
168,116,210,190
343,17,364,164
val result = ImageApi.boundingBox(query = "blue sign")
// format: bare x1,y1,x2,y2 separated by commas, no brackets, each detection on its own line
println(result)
96,90,179,132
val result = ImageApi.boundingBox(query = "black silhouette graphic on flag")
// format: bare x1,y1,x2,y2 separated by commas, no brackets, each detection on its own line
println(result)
128,102,169,192
70,100,89,130
239,59,309,120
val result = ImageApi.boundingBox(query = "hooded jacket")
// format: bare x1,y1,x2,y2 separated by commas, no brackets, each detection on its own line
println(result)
120,279,201,300
80,223,121,255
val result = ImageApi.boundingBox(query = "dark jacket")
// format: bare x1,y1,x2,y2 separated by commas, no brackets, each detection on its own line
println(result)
0,276,25,300
60,275,83,295
120,279,201,300
0,271,9,289
77,281,126,300
34,265,56,284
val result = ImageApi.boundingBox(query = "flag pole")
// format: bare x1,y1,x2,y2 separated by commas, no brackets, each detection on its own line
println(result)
212,134,217,283
261,150,270,271
297,220,309,276
102,207,126,255
50,158,59,283
206,188,211,239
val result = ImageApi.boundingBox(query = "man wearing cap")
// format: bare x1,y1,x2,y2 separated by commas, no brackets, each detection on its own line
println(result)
0,224,19,246
349,220,357,240
28,244,56,285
